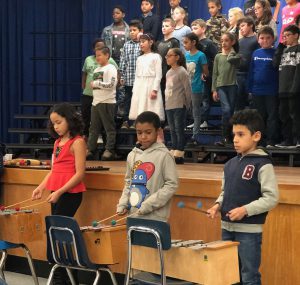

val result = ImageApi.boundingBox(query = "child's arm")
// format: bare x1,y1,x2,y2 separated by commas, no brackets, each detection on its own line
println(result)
116,154,133,214
212,55,219,101
182,70,192,109
248,55,255,95
228,164,279,221
82,72,87,90
47,138,86,203
273,1,281,23
273,43,286,68
32,171,53,200
207,175,224,218
138,154,178,215
202,64,209,79
227,50,241,67
91,67,118,90
119,48,127,85
150,55,163,99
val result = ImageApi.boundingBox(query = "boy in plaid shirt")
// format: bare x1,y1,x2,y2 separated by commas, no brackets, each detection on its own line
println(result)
119,20,143,128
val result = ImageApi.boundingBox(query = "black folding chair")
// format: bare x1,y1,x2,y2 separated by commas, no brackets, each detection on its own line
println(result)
125,217,195,285
45,215,117,285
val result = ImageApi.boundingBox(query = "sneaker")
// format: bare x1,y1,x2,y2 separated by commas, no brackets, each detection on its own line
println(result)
186,138,199,146
275,141,295,149
97,135,103,144
164,125,170,130
215,139,225,147
200,121,208,129
121,121,129,129
129,125,136,129
101,150,115,161
296,141,300,148
186,123,194,129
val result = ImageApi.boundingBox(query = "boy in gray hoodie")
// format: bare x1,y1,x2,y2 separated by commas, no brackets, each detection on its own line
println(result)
117,111,178,221
207,109,278,285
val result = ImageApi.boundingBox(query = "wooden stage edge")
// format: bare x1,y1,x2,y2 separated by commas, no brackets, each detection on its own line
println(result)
1,162,300,285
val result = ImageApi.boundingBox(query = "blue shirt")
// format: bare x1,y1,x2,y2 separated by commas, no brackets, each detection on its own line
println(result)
185,51,207,93
248,48,278,96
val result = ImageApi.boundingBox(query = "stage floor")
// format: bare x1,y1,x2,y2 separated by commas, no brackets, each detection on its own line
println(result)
88,161,300,187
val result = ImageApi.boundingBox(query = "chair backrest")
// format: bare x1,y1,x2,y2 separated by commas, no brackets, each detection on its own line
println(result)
45,215,93,268
126,217,171,250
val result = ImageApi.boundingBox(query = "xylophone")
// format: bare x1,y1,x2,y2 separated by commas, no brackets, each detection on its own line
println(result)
80,224,127,265
131,239,240,285
0,198,46,244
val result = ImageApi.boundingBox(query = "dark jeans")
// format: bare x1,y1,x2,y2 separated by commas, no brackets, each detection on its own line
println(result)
253,95,279,145
236,72,249,111
87,103,116,153
123,85,133,121
81,95,93,137
218,85,237,138
166,108,186,151
51,192,82,285
222,229,262,285
202,76,212,122
279,96,300,142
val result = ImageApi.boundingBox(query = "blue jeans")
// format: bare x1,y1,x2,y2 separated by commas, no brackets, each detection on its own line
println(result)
222,229,262,285
218,85,237,138
166,108,186,151
192,93,204,138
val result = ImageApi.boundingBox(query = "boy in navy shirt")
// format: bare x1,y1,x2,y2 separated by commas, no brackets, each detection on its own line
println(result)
207,109,278,285
248,26,279,147
140,0,161,41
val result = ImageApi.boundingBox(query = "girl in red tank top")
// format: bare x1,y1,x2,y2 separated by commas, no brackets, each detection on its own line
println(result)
32,103,86,217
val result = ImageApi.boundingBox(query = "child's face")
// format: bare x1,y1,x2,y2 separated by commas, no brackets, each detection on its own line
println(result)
228,11,237,26
50,112,69,138
129,26,141,41
95,50,109,65
254,2,264,19
112,8,125,23
172,8,184,22
140,38,152,53
232,125,261,156
183,37,193,51
141,1,153,14
207,2,220,17
169,0,181,9
165,49,178,66
283,31,299,46
191,24,205,37
136,122,159,150
285,0,297,5
162,21,175,35
94,42,105,52
239,22,253,37
258,33,274,49
221,34,234,50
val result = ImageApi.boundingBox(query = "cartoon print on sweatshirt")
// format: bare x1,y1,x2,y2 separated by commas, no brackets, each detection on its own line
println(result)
129,162,155,209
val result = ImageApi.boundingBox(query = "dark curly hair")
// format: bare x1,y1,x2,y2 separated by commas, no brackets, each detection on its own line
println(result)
48,103,84,138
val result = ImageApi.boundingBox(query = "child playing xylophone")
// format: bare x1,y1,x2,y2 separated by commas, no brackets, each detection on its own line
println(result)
117,111,178,221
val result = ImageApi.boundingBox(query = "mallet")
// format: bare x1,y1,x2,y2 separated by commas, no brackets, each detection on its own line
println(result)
177,201,208,214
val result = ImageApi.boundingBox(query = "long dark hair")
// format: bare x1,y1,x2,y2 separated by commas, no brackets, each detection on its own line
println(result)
184,32,202,51
48,103,84,138
169,48,187,69
222,32,239,53
255,0,272,25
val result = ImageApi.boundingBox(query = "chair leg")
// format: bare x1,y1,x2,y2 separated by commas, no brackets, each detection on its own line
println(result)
100,267,118,285
20,244,39,285
66,268,76,285
0,250,7,281
46,264,59,285
92,270,101,285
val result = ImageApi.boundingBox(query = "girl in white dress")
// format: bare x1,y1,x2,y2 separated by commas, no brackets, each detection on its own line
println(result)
129,33,165,122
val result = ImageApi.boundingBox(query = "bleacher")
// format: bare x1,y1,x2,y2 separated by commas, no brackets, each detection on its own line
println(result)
5,101,300,166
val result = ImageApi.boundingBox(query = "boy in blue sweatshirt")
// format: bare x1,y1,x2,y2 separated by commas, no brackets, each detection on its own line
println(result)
248,26,279,147
207,109,278,285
